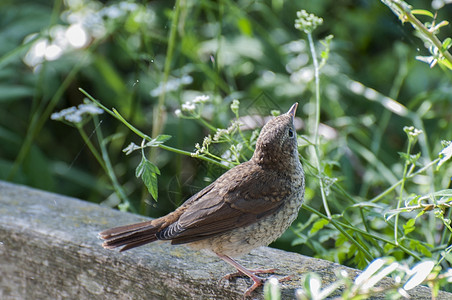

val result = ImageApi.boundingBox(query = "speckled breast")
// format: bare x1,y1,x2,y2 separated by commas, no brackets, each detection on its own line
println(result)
188,165,305,257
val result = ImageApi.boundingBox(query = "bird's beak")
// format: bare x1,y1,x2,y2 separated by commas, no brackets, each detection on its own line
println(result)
287,102,298,117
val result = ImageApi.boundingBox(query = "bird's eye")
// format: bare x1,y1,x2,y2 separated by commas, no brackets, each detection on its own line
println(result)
288,128,294,138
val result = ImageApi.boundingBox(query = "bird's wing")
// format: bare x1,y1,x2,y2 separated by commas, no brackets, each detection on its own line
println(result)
157,163,292,244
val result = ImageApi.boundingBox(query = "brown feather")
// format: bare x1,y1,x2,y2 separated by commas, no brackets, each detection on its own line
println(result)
98,181,217,251
154,162,291,244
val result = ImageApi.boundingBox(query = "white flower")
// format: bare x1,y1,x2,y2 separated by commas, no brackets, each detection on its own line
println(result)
213,128,228,141
78,103,103,115
51,103,103,124
51,106,76,120
65,113,83,123
230,99,239,114
150,75,193,97
193,95,210,104
182,101,196,112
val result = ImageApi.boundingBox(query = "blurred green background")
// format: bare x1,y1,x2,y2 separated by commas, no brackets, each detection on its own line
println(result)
2,0,452,279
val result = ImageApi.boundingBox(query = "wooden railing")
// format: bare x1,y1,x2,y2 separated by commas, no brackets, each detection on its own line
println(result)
0,180,450,299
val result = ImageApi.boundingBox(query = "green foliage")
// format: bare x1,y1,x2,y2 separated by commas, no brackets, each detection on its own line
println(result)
381,0,452,70
2,0,452,297
264,277,281,300
136,155,160,201
270,258,451,300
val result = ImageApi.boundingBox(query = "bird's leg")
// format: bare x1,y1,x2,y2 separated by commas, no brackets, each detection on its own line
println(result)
216,253,278,298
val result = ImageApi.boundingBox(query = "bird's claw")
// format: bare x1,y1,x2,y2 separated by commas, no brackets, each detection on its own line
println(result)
219,268,292,299
220,268,277,282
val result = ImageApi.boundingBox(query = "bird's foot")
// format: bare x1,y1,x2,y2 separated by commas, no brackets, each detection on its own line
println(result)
219,269,292,298
220,268,277,281
216,253,293,298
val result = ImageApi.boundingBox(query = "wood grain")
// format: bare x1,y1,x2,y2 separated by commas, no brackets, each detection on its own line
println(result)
0,180,449,299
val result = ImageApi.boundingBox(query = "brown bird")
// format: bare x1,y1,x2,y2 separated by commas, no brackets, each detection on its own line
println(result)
99,103,305,298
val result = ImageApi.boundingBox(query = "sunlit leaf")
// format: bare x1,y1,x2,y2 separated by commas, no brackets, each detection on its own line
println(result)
403,261,435,290
414,242,432,257
403,218,416,235
442,38,452,51
303,273,322,297
354,258,386,286
352,201,385,209
361,261,399,291
439,57,452,70
411,9,434,18
335,233,348,247
263,277,280,300
310,218,329,235
237,17,253,36
438,141,452,168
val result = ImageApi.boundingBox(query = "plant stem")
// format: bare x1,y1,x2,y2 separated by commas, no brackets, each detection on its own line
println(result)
302,204,421,260
80,88,229,170
394,1,452,64
394,139,412,244
369,158,440,203
93,115,135,212
307,32,331,219
381,0,452,68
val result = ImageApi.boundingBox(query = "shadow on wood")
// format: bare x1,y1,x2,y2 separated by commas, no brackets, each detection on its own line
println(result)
0,180,450,299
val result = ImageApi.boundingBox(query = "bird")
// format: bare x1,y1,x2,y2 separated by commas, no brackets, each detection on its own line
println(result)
99,102,305,298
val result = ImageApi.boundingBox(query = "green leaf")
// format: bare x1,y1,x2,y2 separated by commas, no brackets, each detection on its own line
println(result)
383,243,394,253
416,243,432,257
310,218,329,235
291,236,307,246
409,239,433,257
335,233,348,247
237,17,253,36
411,9,434,18
442,38,452,51
136,156,160,201
432,189,452,198
353,250,369,269
403,218,416,235
155,134,172,142
438,141,452,168
146,134,172,147
439,57,452,70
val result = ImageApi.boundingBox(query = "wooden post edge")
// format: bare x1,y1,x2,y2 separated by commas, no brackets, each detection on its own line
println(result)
0,180,450,299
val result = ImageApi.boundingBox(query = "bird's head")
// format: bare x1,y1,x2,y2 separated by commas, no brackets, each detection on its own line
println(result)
252,103,300,170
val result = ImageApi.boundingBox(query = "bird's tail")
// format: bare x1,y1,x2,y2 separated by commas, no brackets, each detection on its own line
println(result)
99,219,163,252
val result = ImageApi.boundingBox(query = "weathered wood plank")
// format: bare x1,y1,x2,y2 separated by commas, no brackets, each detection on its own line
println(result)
0,180,450,299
